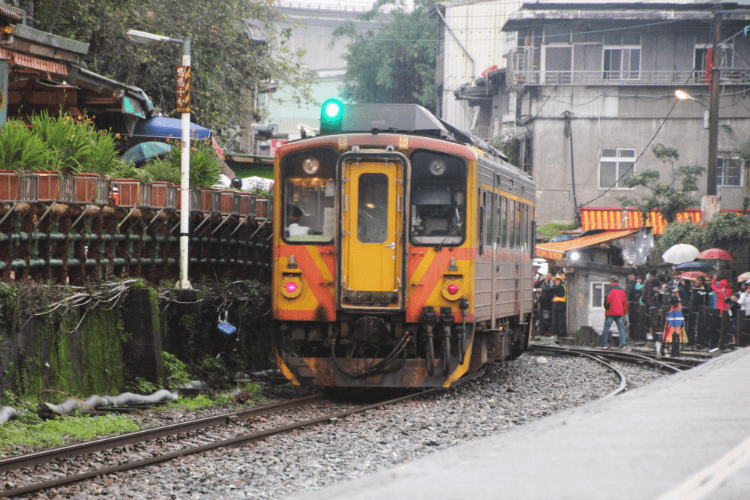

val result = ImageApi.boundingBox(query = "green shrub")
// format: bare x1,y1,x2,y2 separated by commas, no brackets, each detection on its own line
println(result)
163,352,192,388
0,120,52,171
143,159,181,184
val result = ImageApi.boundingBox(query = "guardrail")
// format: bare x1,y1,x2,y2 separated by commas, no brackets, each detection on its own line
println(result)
0,171,274,285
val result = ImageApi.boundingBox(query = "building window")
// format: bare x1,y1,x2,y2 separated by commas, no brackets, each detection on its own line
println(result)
603,34,641,80
694,44,734,83
591,282,614,309
717,157,741,187
599,148,636,189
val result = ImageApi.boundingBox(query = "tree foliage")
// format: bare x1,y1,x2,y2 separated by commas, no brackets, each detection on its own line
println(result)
333,0,437,111
13,0,314,132
618,144,705,224
650,213,750,264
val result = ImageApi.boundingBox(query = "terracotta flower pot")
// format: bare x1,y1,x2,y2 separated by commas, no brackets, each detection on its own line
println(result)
112,178,144,207
0,169,20,202
151,181,177,209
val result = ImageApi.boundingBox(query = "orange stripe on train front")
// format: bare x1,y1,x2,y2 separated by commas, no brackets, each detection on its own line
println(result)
406,248,473,321
294,248,336,321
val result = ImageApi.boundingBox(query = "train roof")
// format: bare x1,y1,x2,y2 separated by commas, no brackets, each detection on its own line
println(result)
335,103,508,162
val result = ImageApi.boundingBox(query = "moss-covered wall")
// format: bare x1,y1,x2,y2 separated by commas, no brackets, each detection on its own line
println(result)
0,281,274,399
1,305,129,399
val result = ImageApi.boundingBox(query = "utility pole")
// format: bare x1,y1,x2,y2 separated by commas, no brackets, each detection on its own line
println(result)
707,12,721,196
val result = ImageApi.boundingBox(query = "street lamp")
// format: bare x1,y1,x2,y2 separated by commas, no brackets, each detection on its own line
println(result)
127,29,192,289
675,88,717,198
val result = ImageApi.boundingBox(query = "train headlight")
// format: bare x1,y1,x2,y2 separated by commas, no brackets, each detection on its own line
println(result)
302,157,320,175
429,158,447,176
281,277,302,299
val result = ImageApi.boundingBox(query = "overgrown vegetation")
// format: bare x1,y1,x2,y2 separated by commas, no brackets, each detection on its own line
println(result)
651,212,750,263
0,414,139,451
116,140,223,187
618,144,705,224
537,222,578,239
20,0,314,132
0,111,123,174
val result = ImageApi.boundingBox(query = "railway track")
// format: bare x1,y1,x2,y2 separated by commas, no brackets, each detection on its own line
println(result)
1,370,486,498
528,343,702,374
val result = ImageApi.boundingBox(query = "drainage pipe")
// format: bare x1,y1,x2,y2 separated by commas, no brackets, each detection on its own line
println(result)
44,389,179,415
0,406,18,425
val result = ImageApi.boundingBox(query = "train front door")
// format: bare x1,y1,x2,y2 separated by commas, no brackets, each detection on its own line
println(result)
339,155,406,310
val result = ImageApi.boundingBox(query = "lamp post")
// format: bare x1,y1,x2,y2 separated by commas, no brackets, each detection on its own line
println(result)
675,86,721,221
127,29,192,289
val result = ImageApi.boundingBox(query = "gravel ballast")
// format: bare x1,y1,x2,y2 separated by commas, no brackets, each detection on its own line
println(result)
18,352,666,499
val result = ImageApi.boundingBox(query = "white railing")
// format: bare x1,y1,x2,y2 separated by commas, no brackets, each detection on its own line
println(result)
508,68,750,86
506,47,750,86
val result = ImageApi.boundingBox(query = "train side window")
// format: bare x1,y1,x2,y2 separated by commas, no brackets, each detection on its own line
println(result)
486,191,493,246
500,197,508,248
515,201,522,248
496,195,502,245
479,191,486,255
508,200,516,248
521,203,528,250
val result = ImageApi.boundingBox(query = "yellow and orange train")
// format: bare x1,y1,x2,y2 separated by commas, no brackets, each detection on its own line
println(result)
273,103,535,388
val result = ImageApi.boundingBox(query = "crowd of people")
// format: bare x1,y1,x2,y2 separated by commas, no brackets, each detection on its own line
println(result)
533,266,750,348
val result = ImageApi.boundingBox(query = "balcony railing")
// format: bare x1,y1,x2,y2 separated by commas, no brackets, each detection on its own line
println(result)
509,68,750,86
506,47,750,86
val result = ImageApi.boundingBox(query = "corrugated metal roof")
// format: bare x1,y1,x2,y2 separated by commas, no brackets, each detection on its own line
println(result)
535,229,639,260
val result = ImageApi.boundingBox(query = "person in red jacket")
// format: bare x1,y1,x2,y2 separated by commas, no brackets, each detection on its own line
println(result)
600,276,629,348
711,275,731,311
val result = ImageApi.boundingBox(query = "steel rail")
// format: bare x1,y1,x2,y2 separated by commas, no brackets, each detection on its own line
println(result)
0,394,325,475
1,371,485,498
528,344,687,374
528,345,628,399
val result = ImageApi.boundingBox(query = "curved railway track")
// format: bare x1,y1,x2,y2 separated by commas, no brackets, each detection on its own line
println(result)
1,370,487,498
527,343,703,399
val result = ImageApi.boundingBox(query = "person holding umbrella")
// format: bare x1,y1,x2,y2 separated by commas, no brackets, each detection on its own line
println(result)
690,276,710,347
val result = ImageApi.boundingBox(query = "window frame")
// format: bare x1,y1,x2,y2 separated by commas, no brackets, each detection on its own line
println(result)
598,148,637,190
716,156,742,187
602,34,641,81
280,146,338,246
591,281,614,309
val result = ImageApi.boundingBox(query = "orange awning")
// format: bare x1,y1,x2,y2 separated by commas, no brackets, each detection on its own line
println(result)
536,229,639,260
0,48,67,76
579,207,701,235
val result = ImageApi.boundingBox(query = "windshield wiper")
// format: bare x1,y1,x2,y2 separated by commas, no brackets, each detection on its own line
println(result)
435,207,462,252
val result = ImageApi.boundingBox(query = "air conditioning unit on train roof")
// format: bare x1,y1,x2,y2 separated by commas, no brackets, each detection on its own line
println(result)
339,104,450,138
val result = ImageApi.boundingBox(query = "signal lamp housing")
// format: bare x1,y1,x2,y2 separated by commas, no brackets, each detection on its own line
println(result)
320,98,345,135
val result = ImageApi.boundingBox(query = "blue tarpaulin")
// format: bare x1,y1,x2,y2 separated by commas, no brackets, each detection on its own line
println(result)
133,116,211,140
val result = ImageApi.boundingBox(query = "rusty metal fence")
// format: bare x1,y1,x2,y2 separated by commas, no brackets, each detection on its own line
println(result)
0,171,274,285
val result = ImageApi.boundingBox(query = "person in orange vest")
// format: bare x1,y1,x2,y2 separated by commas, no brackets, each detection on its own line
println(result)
600,276,629,348
552,274,566,339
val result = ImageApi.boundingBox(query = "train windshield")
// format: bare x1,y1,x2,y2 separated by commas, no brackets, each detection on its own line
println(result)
409,151,466,246
281,149,337,244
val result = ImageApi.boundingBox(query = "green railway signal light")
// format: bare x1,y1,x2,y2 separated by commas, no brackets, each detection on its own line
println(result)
320,98,344,135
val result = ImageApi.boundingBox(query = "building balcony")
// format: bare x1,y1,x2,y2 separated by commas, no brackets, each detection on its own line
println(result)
508,68,750,87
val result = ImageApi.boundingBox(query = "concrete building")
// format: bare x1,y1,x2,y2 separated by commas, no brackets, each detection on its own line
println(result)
265,3,387,140
431,0,521,135
439,1,750,225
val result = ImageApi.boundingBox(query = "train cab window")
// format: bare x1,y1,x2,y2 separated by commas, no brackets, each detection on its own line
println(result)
357,173,388,243
409,151,467,247
281,148,337,244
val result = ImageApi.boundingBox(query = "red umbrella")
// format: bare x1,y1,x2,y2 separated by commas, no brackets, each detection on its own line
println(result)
696,248,733,260
681,271,710,281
